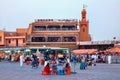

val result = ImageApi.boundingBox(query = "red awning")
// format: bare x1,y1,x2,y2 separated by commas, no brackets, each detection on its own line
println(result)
72,49,97,55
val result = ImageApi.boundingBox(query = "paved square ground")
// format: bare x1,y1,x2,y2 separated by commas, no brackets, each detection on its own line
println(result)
0,62,120,80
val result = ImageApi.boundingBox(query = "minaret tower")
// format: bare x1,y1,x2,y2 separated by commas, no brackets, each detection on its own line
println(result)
79,6,91,41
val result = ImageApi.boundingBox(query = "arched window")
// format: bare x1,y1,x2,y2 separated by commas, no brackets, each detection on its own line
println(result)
83,28,85,32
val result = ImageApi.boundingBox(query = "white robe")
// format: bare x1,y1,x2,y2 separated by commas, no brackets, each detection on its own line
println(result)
108,55,111,64
44,61,48,67
20,55,24,67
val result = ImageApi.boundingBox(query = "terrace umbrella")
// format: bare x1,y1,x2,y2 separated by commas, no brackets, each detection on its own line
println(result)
72,49,97,55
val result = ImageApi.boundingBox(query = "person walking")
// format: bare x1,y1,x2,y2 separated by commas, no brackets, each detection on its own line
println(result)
20,54,24,67
108,54,112,64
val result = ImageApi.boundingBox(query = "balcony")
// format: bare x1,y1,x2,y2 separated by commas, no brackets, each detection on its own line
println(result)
28,36,77,43
62,25,77,31
32,25,78,32
33,26,46,31
48,26,60,31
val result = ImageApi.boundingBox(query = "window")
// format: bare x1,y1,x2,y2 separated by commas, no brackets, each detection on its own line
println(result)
47,37,61,42
8,40,11,43
48,25,60,31
63,36,76,42
23,39,25,43
0,37,1,41
32,37,45,42
83,28,85,32
33,26,46,31
62,25,77,30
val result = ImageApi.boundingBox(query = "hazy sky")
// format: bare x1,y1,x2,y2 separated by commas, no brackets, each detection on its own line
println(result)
0,0,120,41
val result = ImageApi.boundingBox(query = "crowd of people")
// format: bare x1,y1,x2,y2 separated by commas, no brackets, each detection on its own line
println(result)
0,50,120,75
0,51,72,75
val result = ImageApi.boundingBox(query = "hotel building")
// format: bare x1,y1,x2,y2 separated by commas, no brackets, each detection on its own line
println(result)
0,8,91,49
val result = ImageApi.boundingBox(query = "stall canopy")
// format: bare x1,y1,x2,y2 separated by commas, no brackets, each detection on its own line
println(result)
72,49,97,55
107,47,120,53
29,47,69,54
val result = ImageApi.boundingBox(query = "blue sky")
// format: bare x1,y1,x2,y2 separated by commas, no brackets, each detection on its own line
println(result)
0,0,120,41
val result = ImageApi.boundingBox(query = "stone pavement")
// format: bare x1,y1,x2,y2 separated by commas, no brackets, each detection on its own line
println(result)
0,62,120,80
